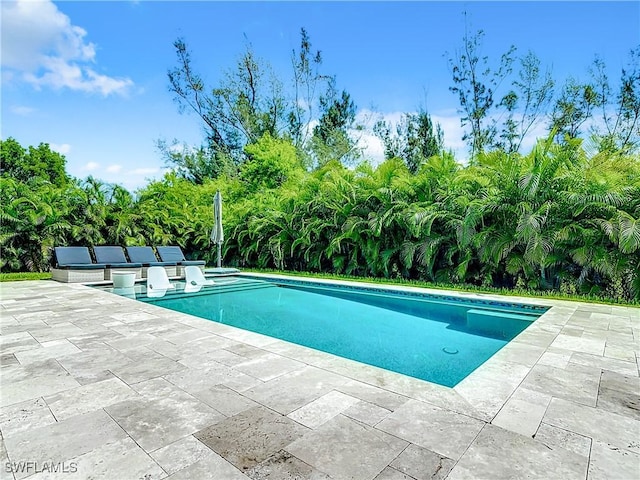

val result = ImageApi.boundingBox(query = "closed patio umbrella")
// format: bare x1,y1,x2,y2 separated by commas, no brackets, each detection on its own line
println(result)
211,190,224,268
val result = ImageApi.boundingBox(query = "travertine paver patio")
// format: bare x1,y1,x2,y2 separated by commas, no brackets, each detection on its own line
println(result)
0,277,638,480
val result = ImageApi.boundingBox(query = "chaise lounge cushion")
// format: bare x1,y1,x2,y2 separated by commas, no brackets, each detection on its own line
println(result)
124,246,178,278
93,246,144,281
54,247,106,269
156,246,205,266
93,246,142,268
125,246,177,267
52,246,106,283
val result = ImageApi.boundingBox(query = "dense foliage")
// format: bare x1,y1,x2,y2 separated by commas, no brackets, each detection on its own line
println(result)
2,30,639,302
2,135,639,301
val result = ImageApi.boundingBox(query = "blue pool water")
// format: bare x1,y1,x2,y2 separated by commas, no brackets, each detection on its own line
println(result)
98,277,548,387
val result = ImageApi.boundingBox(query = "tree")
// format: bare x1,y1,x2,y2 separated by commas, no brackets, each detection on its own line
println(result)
156,139,237,184
0,177,81,272
1,138,69,186
549,78,599,142
167,30,360,174
374,109,444,173
447,28,516,158
497,51,555,153
168,38,287,170
590,48,640,154
241,133,303,191
309,79,360,166
288,28,329,149
104,184,144,246
167,39,227,156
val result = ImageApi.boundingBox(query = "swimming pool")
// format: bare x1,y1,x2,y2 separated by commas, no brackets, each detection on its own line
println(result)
97,276,548,387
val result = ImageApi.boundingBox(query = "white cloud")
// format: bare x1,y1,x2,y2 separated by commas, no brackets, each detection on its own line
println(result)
106,164,123,173
1,0,133,95
82,161,100,171
296,98,310,110
10,105,36,116
519,121,548,153
50,143,71,154
431,111,468,161
167,142,190,154
355,130,385,165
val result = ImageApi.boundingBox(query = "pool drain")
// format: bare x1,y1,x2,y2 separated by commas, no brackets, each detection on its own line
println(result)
442,347,459,354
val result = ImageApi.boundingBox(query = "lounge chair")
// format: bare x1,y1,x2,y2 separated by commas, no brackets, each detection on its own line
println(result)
184,266,215,286
51,246,106,283
93,246,143,281
146,266,175,298
156,246,206,277
125,246,177,278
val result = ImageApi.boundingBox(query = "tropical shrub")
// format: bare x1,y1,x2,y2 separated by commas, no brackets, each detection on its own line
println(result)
2,135,638,302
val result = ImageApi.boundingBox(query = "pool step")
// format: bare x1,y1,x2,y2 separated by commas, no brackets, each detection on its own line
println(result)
204,281,276,295
466,309,534,339
140,280,275,303
175,282,275,297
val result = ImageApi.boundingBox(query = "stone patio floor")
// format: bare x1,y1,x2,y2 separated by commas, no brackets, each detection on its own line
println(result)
0,276,638,480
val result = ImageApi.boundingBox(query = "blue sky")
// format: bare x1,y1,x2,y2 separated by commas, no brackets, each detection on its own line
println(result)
2,1,638,191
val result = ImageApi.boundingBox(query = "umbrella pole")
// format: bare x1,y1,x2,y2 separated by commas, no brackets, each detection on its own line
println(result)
217,243,222,268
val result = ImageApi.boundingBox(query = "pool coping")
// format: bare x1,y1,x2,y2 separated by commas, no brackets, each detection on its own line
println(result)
113,271,551,388
232,273,613,419
1,277,638,479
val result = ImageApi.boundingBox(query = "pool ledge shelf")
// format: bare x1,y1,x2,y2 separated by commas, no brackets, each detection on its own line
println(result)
466,309,534,340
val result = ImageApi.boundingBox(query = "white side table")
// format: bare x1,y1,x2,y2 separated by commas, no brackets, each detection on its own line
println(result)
112,272,136,288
